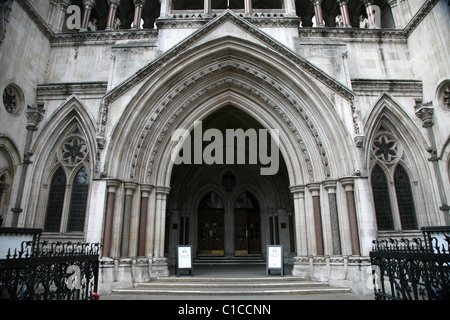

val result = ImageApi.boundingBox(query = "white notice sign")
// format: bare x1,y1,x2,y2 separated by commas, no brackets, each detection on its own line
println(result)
177,246,192,269
267,246,282,269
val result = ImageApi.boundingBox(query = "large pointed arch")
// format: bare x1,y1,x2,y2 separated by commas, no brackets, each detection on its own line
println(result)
104,35,356,188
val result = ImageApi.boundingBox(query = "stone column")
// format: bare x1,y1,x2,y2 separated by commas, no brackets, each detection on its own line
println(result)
11,105,45,227
131,0,145,29
244,0,252,16
54,0,72,33
337,0,351,27
323,180,342,255
121,182,137,257
105,0,120,31
415,101,450,224
159,0,171,18
138,185,153,256
151,186,170,277
103,180,120,257
46,0,59,29
361,0,376,28
284,0,297,17
290,186,307,257
311,0,325,27
341,178,361,255
80,0,96,31
387,0,402,28
308,183,324,255
204,0,211,17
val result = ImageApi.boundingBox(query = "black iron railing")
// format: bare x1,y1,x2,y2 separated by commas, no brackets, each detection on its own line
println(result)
370,227,450,300
0,241,101,300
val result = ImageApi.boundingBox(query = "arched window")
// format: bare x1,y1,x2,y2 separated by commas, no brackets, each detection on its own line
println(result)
67,167,89,232
394,165,417,230
371,164,394,231
43,123,90,234
44,167,66,232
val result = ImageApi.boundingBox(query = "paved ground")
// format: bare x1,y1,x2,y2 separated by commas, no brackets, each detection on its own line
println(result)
101,264,375,300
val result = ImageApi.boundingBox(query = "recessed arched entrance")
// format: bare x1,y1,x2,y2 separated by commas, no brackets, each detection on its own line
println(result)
167,106,293,261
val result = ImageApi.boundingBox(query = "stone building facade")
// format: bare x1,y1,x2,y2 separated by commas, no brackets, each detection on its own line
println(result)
0,0,449,294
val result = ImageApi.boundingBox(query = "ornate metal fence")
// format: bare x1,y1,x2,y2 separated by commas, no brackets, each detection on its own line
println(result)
0,241,101,300
370,227,450,300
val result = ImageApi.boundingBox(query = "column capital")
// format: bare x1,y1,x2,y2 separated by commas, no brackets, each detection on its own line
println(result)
124,182,138,194
323,180,337,193
307,183,321,196
289,185,305,194
386,0,397,8
415,99,434,128
60,0,73,8
140,184,153,197
108,0,121,7
155,186,171,195
106,179,121,190
340,177,354,191
26,104,45,131
133,0,146,7
83,0,96,7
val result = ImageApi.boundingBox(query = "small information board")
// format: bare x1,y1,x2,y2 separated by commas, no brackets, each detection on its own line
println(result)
266,245,284,276
176,245,193,277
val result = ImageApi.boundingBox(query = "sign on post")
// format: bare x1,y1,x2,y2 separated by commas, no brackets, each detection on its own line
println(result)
266,245,283,276
176,245,193,277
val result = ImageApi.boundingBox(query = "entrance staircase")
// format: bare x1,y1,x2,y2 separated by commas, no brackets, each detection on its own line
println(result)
194,254,266,265
110,262,353,297
112,276,352,297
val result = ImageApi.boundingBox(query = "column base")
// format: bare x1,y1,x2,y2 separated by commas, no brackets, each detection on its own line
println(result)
150,257,170,277
291,256,311,278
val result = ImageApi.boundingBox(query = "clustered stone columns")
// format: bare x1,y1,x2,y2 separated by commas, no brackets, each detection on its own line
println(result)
291,178,362,277
101,181,171,277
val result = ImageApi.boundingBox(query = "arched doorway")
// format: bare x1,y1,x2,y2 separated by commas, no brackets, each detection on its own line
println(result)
167,106,293,260
197,191,225,255
234,191,261,255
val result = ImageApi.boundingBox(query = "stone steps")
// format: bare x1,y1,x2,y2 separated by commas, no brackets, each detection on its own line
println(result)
194,255,266,265
112,276,352,296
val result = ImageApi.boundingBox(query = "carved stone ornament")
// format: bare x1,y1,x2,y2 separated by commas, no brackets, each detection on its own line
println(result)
371,133,401,164
222,171,236,192
2,85,22,115
58,136,88,167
